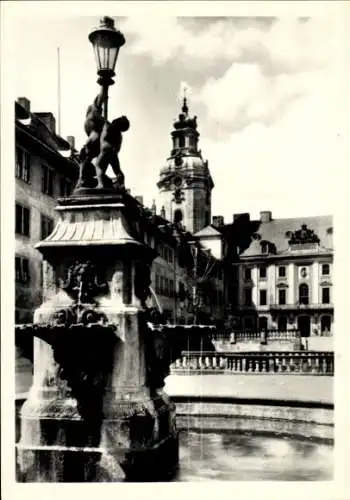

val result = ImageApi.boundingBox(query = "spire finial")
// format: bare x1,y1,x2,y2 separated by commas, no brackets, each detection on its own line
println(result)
182,85,189,115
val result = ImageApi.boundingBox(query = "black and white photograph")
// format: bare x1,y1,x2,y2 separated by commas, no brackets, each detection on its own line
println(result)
1,1,349,497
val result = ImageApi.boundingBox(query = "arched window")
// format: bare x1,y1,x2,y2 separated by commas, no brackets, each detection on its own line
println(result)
299,284,309,305
179,135,185,148
174,209,183,224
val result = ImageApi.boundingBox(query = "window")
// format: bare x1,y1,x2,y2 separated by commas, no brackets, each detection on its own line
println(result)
41,214,54,240
178,282,186,302
170,279,174,297
278,315,287,331
322,287,330,304
243,316,254,331
179,135,185,148
278,289,286,305
259,316,268,331
299,284,309,305
15,256,30,284
15,203,30,237
244,267,251,280
321,315,331,335
15,147,31,183
41,165,54,196
322,264,330,276
259,289,267,306
174,209,183,224
278,266,286,278
259,266,267,279
261,242,268,254
244,288,252,306
59,177,72,197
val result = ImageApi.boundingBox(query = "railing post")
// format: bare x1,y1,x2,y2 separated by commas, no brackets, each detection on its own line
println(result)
260,329,267,345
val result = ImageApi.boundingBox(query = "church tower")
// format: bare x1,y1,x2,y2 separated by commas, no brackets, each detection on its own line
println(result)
157,96,214,234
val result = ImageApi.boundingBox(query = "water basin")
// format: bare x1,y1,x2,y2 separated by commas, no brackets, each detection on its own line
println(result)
175,427,333,481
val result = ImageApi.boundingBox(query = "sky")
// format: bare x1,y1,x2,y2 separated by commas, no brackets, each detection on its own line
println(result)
10,7,348,221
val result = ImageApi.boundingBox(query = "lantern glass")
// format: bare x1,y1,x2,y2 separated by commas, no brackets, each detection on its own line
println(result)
93,44,120,73
89,18,125,75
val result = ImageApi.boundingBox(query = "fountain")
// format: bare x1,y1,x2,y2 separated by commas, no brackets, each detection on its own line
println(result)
15,16,217,483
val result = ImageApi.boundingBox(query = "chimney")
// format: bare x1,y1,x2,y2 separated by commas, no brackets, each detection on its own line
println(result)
36,112,56,134
212,215,224,228
135,196,144,206
66,136,75,150
260,211,272,223
17,97,31,112
233,213,250,223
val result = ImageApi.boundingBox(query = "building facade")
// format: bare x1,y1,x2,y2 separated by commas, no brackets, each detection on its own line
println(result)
15,97,79,397
226,211,333,337
15,97,79,324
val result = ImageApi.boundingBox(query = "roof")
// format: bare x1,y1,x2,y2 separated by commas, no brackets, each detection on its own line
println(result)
194,225,222,238
239,215,333,258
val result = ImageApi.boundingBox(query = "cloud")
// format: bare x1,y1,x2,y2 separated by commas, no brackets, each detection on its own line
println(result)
121,17,333,70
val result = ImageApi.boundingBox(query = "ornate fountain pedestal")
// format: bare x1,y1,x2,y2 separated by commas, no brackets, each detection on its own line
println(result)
16,190,179,482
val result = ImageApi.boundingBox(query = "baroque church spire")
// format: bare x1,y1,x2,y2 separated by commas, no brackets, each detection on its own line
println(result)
157,91,214,234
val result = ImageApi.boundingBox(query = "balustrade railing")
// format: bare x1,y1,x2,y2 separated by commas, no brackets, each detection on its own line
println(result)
212,329,300,343
171,351,334,375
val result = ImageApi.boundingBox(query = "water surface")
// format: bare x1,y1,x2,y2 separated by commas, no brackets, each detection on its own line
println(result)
175,430,333,481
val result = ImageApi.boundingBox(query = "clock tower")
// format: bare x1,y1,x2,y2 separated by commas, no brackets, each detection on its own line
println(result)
157,97,214,234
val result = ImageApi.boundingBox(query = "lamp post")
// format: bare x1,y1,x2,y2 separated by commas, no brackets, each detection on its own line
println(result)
88,16,125,121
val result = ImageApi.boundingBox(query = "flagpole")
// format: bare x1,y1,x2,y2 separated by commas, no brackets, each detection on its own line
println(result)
57,47,61,135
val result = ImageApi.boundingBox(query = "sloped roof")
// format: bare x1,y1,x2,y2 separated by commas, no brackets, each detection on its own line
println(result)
239,215,333,258
194,225,222,238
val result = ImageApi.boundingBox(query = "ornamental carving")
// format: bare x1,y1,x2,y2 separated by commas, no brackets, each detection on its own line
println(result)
61,260,108,303
172,188,185,204
28,323,117,445
288,224,320,245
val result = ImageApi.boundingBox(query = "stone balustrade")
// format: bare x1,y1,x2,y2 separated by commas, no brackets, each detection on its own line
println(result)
171,350,334,375
212,329,300,344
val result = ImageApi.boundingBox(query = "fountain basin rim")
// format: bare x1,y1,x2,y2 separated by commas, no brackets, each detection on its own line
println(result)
171,395,334,410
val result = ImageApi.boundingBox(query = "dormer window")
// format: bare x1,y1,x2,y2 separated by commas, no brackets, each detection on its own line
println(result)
260,241,269,254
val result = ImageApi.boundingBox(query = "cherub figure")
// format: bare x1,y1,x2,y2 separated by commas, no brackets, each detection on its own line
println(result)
93,115,130,189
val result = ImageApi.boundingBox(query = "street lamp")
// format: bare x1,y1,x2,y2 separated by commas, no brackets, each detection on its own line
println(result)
88,16,125,120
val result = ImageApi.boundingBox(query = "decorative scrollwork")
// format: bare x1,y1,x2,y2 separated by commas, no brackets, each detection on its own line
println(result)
289,224,320,245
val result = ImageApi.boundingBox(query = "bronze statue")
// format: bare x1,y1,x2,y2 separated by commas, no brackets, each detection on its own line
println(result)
94,115,130,189
77,89,130,190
